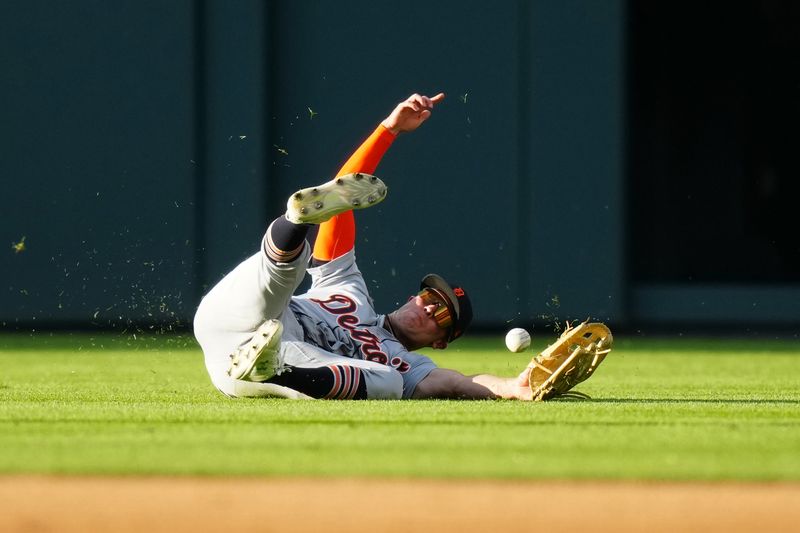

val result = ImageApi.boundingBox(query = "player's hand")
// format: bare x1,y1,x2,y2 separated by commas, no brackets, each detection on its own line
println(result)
381,93,445,135
511,363,535,401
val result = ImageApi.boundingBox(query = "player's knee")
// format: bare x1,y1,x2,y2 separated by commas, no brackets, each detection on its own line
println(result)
364,367,403,399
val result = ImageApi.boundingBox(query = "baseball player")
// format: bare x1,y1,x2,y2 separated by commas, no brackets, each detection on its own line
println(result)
194,93,536,400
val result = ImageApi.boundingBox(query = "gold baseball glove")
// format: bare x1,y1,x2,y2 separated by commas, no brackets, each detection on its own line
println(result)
528,321,613,401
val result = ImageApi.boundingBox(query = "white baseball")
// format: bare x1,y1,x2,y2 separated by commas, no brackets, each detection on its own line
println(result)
505,328,531,353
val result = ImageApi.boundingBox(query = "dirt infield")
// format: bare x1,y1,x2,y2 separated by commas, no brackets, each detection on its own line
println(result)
1,476,798,532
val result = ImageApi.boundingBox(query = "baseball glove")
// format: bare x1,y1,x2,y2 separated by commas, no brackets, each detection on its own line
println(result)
528,321,612,401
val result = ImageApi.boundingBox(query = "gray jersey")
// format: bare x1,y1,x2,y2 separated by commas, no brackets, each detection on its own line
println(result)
288,250,436,398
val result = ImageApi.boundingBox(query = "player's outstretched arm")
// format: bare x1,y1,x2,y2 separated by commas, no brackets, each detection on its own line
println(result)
412,367,533,400
335,92,444,177
313,92,444,263
381,93,445,135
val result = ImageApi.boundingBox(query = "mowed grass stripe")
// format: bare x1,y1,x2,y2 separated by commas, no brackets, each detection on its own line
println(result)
1,333,798,480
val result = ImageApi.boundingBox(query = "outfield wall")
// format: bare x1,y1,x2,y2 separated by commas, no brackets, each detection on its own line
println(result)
2,0,798,333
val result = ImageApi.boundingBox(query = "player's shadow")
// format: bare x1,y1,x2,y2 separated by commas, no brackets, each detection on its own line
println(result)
576,398,800,404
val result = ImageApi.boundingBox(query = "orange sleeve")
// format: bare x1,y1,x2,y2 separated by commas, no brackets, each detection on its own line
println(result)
313,125,396,262
335,124,396,177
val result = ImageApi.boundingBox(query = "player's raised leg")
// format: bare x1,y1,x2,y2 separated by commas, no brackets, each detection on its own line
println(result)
216,214,312,384
215,172,389,388
193,219,311,395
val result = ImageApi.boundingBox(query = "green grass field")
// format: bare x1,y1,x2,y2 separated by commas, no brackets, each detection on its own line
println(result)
1,332,798,481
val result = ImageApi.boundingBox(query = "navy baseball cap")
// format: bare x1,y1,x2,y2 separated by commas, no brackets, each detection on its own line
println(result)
420,273,473,342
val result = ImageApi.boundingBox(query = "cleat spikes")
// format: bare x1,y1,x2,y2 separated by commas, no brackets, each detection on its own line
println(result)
285,172,386,224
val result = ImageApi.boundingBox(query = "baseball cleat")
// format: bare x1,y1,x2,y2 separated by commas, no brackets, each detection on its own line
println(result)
285,172,388,224
227,319,284,381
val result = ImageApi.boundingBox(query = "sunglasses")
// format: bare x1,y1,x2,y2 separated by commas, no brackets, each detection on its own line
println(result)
418,288,454,330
